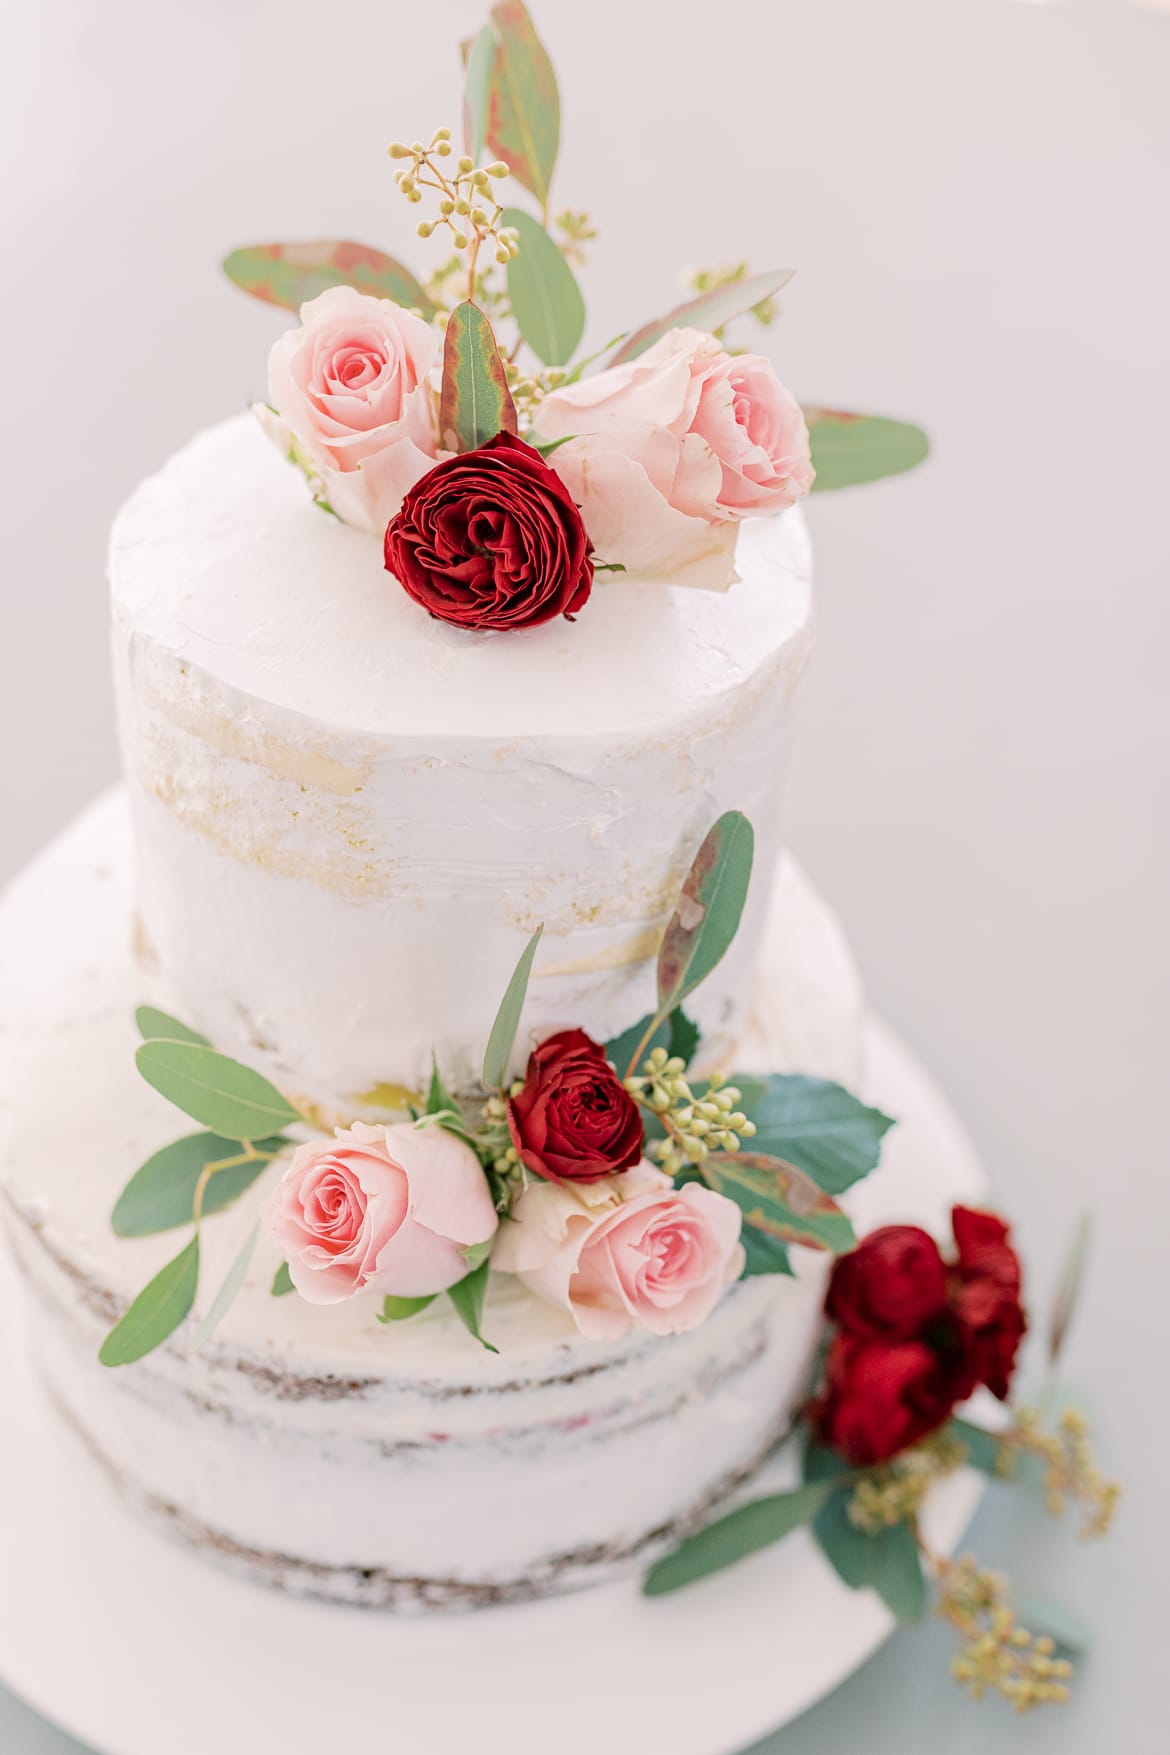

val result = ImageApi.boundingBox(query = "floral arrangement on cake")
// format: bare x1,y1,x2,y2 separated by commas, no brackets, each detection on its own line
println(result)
223,1,929,624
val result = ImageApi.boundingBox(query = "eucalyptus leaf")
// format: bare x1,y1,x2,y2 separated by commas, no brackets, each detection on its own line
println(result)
190,1222,258,1351
728,1074,894,1196
99,1236,201,1367
804,1440,928,1622
805,409,929,492
223,241,435,316
136,1041,300,1139
271,1261,294,1297
448,1258,498,1352
948,1416,1007,1476
463,23,495,160
135,1006,209,1047
438,300,517,452
501,208,585,366
610,270,795,366
643,1482,830,1596
657,812,754,1018
111,1133,285,1237
482,924,543,1089
378,1294,437,1324
480,2,559,209
704,1151,856,1253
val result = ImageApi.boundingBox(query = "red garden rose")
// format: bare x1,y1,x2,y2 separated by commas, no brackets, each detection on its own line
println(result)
383,430,594,631
507,1028,644,1185
814,1205,1026,1465
825,1224,949,1342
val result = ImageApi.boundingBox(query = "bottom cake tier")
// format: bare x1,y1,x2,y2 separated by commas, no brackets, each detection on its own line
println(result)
2,789,869,1611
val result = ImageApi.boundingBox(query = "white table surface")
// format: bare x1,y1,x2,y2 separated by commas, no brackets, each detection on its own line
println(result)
2,0,1167,1749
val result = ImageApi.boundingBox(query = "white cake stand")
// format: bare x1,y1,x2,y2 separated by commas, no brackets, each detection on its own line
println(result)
0,1018,988,1755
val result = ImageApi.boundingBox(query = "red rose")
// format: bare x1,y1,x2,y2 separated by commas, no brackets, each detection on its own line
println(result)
815,1333,977,1467
383,431,594,631
507,1028,644,1185
825,1224,949,1342
950,1205,1026,1399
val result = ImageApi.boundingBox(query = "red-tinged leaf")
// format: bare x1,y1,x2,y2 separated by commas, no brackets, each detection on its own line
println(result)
463,24,496,160
482,2,559,208
804,408,929,490
1048,1213,1092,1367
657,812,754,1016
703,1152,856,1253
223,241,435,316
609,270,795,366
439,301,518,453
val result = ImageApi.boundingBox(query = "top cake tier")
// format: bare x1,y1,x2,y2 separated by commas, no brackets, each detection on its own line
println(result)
110,414,812,1108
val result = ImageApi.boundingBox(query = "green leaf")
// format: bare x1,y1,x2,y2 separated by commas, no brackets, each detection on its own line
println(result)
739,1226,795,1279
605,1007,700,1077
1015,1596,1093,1656
378,1293,436,1324
438,300,518,452
111,1133,285,1237
461,1237,495,1274
136,1041,301,1140
135,1006,209,1047
223,241,435,316
481,2,559,209
448,1258,498,1352
271,1261,294,1297
501,208,585,367
190,1221,258,1351
610,270,795,366
99,1235,201,1367
667,1008,701,1069
533,432,578,459
657,812,754,1018
805,409,929,492
482,924,543,1090
704,1151,856,1253
947,1416,1007,1476
426,1056,458,1119
1048,1211,1091,1367
463,24,495,161
729,1074,894,1196
643,1482,830,1596
804,1441,928,1622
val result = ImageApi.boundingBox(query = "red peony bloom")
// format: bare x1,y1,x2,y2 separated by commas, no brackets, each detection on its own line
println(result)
815,1205,1026,1465
383,430,594,631
507,1028,644,1185
825,1224,949,1343
816,1334,977,1468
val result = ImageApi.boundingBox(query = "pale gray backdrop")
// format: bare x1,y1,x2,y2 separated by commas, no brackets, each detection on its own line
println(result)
1,0,1167,1750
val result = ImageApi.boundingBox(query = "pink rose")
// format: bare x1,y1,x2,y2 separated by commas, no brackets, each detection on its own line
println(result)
269,1121,498,1306
264,286,439,533
493,1162,744,1339
534,327,813,589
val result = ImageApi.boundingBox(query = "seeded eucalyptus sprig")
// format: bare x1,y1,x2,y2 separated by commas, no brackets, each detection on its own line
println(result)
389,130,518,301
625,1048,756,1175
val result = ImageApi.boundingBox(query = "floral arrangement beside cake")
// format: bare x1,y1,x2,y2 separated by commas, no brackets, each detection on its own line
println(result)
0,0,1115,1718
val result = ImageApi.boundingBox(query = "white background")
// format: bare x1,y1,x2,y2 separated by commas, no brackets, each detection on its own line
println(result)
1,0,1167,1749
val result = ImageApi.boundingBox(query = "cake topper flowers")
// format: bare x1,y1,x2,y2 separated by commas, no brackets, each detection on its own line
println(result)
224,2,929,628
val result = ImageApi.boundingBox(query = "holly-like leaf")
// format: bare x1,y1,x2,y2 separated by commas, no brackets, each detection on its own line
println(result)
135,1006,209,1047
667,1008,701,1069
482,924,543,1090
643,1482,830,1597
271,1261,294,1297
136,1041,301,1140
610,270,795,367
447,1258,498,1352
223,241,435,316
1048,1212,1091,1368
111,1133,286,1237
658,812,754,1018
190,1221,258,1352
605,1007,700,1077
463,23,496,160
739,1226,795,1279
804,1441,928,1622
805,409,929,492
99,1235,201,1367
479,3,559,209
704,1151,856,1253
501,208,585,367
438,300,518,452
378,1294,437,1324
728,1074,894,1197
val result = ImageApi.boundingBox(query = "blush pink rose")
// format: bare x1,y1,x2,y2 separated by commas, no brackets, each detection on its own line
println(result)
268,1121,497,1306
493,1162,744,1339
534,327,813,589
264,286,439,533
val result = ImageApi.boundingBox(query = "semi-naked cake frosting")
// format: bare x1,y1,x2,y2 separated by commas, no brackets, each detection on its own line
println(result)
1,789,861,1609
111,415,813,1109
